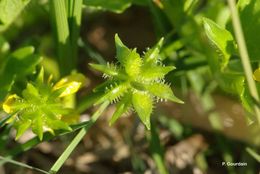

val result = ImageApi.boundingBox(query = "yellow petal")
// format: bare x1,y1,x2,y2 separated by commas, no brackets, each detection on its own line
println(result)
3,94,20,113
53,73,87,97
253,68,260,82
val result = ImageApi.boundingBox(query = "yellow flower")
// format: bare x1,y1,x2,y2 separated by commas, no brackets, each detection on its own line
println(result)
3,94,21,114
253,68,260,82
53,73,88,97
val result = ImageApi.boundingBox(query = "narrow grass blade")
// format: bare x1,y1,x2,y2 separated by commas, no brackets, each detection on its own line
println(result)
49,101,109,173
0,156,49,174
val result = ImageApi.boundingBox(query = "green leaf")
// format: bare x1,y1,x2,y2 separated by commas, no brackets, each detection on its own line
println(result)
0,0,31,32
132,92,153,129
217,73,245,95
4,46,41,75
203,17,236,70
84,0,132,13
146,83,184,104
0,46,42,100
240,86,254,114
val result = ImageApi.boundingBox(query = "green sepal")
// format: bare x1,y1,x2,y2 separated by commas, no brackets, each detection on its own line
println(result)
46,118,72,132
144,38,164,64
109,94,131,126
141,65,175,81
132,92,153,130
115,34,131,66
124,48,142,77
31,115,44,141
146,83,184,104
22,83,41,103
89,63,119,77
95,83,128,105
14,120,31,140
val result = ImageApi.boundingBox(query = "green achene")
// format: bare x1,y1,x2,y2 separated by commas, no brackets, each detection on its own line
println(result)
90,34,183,129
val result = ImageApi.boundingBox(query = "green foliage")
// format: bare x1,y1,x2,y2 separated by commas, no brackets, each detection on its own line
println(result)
238,0,260,61
0,46,42,100
84,0,132,13
203,17,236,70
90,34,183,129
0,0,31,32
2,68,87,140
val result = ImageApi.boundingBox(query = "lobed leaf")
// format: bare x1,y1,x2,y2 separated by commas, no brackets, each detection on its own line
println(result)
203,17,236,71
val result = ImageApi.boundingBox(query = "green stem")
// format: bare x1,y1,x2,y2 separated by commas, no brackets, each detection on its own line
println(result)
227,0,260,124
148,122,168,174
0,156,49,174
49,101,109,174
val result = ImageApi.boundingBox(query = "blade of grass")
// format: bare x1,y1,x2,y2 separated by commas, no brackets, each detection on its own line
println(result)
50,0,73,75
49,101,109,173
68,0,83,63
0,156,49,174
246,147,260,162
0,112,15,128
5,120,95,158
227,0,260,124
